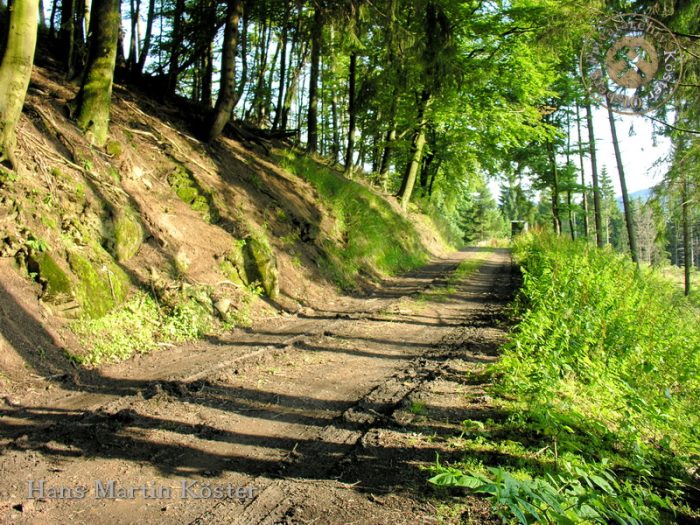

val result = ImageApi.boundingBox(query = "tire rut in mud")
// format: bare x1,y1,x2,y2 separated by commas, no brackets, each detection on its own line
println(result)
187,251,517,525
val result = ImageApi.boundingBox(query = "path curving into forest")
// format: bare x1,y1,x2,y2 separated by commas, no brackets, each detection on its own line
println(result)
0,247,517,524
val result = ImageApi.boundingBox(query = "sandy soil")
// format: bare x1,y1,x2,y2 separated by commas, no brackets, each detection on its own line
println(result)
0,247,516,525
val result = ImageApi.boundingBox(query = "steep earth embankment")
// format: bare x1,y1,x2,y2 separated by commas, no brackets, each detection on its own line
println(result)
0,63,450,376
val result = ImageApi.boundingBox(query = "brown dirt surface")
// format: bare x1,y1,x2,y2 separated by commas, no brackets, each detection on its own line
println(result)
0,246,517,525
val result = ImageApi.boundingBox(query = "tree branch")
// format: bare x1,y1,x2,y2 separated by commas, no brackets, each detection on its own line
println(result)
647,115,700,135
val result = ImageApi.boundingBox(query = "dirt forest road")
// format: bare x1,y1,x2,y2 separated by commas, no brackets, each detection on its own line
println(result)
0,247,517,525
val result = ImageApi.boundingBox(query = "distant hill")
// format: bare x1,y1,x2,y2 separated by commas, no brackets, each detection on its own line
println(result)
617,188,652,209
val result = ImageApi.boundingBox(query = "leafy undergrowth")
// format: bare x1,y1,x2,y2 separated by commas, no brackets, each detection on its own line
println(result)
278,151,431,289
70,287,258,366
430,232,699,524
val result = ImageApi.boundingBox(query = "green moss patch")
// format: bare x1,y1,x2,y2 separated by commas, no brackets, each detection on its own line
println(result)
220,241,248,286
27,251,74,304
111,209,143,262
243,235,279,300
68,250,130,318
167,165,219,223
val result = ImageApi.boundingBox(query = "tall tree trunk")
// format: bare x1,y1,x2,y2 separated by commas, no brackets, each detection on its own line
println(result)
682,175,691,296
419,149,434,195
428,159,441,197
249,15,271,125
127,0,140,69
607,104,638,265
38,0,46,27
344,52,357,173
585,100,604,247
201,40,213,107
81,0,89,36
306,1,322,153
397,89,430,211
115,2,126,68
261,34,280,125
565,113,575,240
60,0,77,76
205,0,243,142
271,1,289,130
136,0,155,74
329,82,340,161
166,0,184,94
232,10,248,111
576,102,590,238
49,0,58,37
0,0,40,169
567,190,575,240
379,93,398,192
548,142,562,235
73,0,120,146
281,41,308,131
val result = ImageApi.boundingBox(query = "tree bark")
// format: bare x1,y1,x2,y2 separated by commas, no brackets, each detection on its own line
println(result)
575,102,590,238
73,0,120,147
548,142,562,235
344,51,357,174
166,0,184,94
0,0,40,168
232,9,248,112
585,100,604,247
379,93,397,191
201,40,213,107
306,1,322,153
281,41,307,131
60,0,77,76
127,0,140,70
607,104,639,265
271,0,289,130
397,89,430,211
248,15,272,125
135,0,155,74
38,0,46,27
49,0,58,37
205,0,243,142
682,175,691,296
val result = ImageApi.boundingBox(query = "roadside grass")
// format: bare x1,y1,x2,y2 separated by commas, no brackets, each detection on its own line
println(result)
70,288,256,366
429,232,700,524
278,151,430,289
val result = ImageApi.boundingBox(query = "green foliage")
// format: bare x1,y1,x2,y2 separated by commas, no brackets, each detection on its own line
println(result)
70,289,217,366
429,459,668,524
430,232,698,523
0,166,18,186
497,232,699,460
409,400,427,415
25,235,48,253
279,152,428,289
